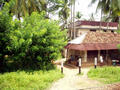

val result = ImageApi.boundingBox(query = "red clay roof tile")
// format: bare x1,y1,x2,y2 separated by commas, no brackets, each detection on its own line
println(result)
65,32,120,50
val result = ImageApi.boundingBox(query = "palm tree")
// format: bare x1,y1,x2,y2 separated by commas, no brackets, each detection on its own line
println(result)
73,0,75,39
90,0,120,23
70,0,73,39
13,0,46,19
76,11,82,20
58,0,70,30
89,13,95,21
70,0,75,39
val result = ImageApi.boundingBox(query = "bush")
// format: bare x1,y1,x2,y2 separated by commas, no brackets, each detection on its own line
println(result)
0,3,14,72
8,12,67,70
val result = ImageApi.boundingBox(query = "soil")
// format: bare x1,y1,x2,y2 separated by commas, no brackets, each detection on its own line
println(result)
49,60,103,90
49,59,120,90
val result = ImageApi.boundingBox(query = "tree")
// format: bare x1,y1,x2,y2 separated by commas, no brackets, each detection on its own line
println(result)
11,0,46,19
2,0,70,30
0,3,13,72
89,13,95,21
58,0,70,29
9,12,67,70
76,11,82,20
90,0,120,22
0,0,9,10
49,0,71,29
70,0,75,39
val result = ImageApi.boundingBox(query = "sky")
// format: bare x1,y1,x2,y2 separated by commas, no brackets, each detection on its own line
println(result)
75,0,101,21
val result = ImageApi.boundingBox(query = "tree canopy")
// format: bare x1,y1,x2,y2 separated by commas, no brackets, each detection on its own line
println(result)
0,3,67,72
90,0,120,22
9,12,66,70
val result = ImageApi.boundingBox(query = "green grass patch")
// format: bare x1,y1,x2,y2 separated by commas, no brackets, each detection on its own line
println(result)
88,66,120,84
0,69,63,90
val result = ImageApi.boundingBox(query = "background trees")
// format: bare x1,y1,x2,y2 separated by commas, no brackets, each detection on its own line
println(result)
90,0,120,22
2,0,71,29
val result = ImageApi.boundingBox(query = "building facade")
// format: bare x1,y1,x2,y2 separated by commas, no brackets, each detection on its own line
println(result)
68,21,118,39
65,21,119,67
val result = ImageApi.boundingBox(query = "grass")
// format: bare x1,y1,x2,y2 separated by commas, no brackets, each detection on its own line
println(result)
88,66,120,84
0,69,64,90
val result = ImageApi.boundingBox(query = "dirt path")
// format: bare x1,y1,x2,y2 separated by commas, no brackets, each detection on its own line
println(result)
49,64,104,90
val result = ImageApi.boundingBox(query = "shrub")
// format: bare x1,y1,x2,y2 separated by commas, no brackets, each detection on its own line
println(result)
8,12,67,70
0,3,14,72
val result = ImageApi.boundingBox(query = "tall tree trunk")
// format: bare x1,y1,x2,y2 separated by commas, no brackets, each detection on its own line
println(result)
100,8,102,30
107,13,110,31
18,13,21,20
71,0,73,40
73,0,75,39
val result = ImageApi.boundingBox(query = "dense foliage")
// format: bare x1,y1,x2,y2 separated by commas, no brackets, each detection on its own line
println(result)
88,67,120,84
9,12,66,70
0,69,63,90
0,3,13,72
0,3,66,72
1,0,71,28
90,0,120,22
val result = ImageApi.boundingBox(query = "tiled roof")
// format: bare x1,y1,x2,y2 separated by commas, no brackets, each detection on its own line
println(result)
65,32,120,50
75,21,118,27
65,43,119,51
83,32,120,43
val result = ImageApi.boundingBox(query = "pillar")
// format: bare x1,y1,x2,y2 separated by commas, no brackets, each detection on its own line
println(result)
65,49,67,58
84,50,87,62
106,50,108,64
66,49,70,60
98,50,100,61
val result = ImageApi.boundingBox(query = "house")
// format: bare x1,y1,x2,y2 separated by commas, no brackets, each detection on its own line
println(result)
65,32,120,67
68,21,118,39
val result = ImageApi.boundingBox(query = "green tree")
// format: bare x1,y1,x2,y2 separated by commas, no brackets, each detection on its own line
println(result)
76,11,82,20
0,0,10,9
12,0,46,19
48,0,71,29
58,0,70,29
0,3,13,72
4,0,71,29
9,12,67,70
90,0,120,22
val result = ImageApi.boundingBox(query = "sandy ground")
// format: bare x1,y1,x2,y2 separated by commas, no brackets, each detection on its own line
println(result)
49,61,104,90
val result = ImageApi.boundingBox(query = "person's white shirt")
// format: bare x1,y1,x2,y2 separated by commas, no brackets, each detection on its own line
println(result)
100,56,103,63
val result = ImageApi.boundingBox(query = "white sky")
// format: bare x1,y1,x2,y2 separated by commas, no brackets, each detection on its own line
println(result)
76,0,101,21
